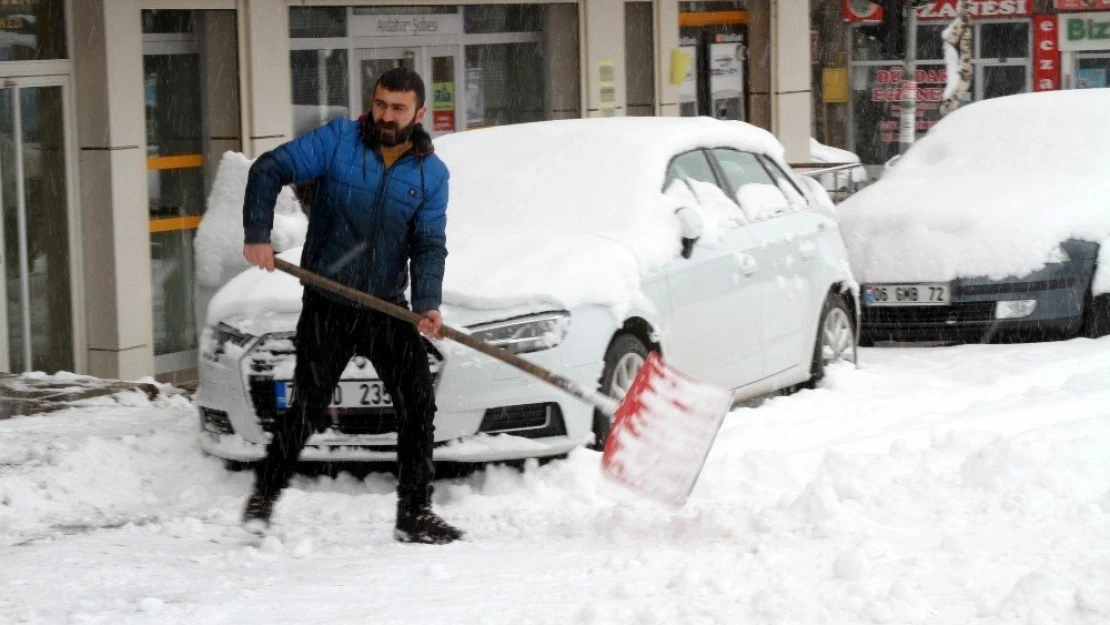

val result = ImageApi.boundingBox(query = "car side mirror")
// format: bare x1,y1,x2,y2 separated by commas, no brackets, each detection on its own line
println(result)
674,206,703,259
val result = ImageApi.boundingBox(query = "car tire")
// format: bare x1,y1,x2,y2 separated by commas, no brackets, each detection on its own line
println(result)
590,333,650,451
1082,291,1110,338
804,293,857,389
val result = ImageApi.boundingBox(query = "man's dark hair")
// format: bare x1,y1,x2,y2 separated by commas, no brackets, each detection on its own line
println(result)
374,67,426,109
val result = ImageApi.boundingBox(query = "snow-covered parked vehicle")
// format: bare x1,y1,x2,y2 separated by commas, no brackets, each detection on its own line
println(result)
196,117,857,467
839,90,1110,344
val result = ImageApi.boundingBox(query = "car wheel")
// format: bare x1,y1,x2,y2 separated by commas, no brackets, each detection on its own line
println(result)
1082,291,1110,338
804,293,857,389
590,334,649,451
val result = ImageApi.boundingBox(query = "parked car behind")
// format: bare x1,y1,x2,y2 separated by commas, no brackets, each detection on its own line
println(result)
839,90,1110,344
196,117,858,468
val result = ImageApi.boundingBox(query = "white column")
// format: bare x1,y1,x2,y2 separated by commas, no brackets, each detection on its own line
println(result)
242,0,293,155
582,0,627,117
772,0,813,161
73,0,155,379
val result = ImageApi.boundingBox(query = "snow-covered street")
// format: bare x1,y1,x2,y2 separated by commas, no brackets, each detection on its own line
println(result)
2,340,1109,625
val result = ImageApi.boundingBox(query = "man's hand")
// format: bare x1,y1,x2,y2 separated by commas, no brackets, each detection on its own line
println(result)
417,310,443,339
244,243,275,272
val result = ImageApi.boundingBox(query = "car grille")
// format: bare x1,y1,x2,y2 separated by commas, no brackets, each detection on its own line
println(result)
199,407,234,435
955,278,1075,296
479,403,567,439
243,332,443,437
862,302,997,325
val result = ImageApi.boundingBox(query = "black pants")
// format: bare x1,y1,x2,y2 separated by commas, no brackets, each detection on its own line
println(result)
254,289,437,507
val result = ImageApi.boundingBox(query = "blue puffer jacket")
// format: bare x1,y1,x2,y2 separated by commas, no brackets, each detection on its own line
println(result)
243,118,448,313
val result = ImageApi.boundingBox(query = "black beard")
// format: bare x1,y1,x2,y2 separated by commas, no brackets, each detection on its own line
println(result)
374,118,417,147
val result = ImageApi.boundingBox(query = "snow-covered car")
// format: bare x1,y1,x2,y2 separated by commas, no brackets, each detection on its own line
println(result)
195,117,858,467
839,90,1110,344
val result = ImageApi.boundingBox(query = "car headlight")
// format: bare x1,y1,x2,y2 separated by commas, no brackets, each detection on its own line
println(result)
467,312,571,354
202,322,255,359
1046,244,1071,264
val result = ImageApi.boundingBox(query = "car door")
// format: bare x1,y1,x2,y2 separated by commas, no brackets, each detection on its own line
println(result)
662,149,764,389
708,148,812,376
755,155,825,375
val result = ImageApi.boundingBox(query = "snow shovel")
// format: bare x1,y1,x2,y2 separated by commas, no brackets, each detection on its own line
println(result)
274,258,734,508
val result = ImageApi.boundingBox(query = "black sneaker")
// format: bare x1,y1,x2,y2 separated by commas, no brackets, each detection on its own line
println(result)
242,491,278,535
394,507,464,545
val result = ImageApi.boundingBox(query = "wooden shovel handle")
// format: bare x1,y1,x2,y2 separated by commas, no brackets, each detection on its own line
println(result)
273,257,618,415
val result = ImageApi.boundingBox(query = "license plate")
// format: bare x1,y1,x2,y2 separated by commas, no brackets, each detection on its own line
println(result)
275,380,393,410
865,283,951,306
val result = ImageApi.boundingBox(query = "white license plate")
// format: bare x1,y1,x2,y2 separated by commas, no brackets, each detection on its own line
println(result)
865,283,951,306
275,380,393,410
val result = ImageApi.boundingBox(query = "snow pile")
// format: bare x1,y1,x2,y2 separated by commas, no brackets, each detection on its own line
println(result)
2,340,1110,623
838,90,1110,284
194,152,308,290
208,118,788,324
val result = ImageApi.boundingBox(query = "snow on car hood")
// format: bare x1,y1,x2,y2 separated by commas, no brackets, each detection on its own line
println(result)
207,117,786,325
838,90,1110,283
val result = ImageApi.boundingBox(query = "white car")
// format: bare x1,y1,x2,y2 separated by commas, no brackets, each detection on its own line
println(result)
195,117,858,467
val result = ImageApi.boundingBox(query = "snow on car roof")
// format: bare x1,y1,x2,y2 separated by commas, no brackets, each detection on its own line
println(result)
838,89,1110,285
207,117,787,325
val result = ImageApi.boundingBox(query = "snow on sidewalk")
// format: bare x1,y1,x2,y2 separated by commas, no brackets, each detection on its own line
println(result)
1,340,1109,624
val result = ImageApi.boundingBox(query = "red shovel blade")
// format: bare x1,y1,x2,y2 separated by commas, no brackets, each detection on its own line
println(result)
600,352,734,508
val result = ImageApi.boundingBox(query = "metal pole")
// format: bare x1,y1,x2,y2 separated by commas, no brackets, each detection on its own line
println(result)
12,86,31,370
696,29,712,117
899,1,918,154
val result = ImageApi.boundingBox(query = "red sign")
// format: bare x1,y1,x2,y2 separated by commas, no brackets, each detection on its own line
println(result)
433,111,455,132
1055,0,1110,10
1033,15,1060,91
844,0,1032,22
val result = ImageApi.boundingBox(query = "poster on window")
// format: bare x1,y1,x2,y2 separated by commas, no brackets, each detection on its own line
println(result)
1077,68,1108,88
465,68,485,126
852,65,948,164
709,42,745,97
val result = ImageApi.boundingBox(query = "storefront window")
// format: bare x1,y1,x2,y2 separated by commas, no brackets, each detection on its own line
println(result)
979,22,1028,60
291,49,350,137
290,6,347,38
463,5,544,32
289,4,580,134
1076,56,1110,89
465,43,545,125
850,63,947,165
0,0,66,61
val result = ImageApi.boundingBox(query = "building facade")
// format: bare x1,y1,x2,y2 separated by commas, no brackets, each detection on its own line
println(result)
7,0,811,382
812,0,1109,169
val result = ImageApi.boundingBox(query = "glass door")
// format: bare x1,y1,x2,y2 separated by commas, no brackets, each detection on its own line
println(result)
0,78,76,373
144,24,205,373
353,48,420,117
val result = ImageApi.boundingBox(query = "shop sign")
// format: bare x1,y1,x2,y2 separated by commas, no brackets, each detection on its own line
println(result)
433,82,454,112
1055,0,1110,11
352,13,464,37
433,111,455,132
844,0,1031,23
1033,15,1060,91
1059,13,1110,50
